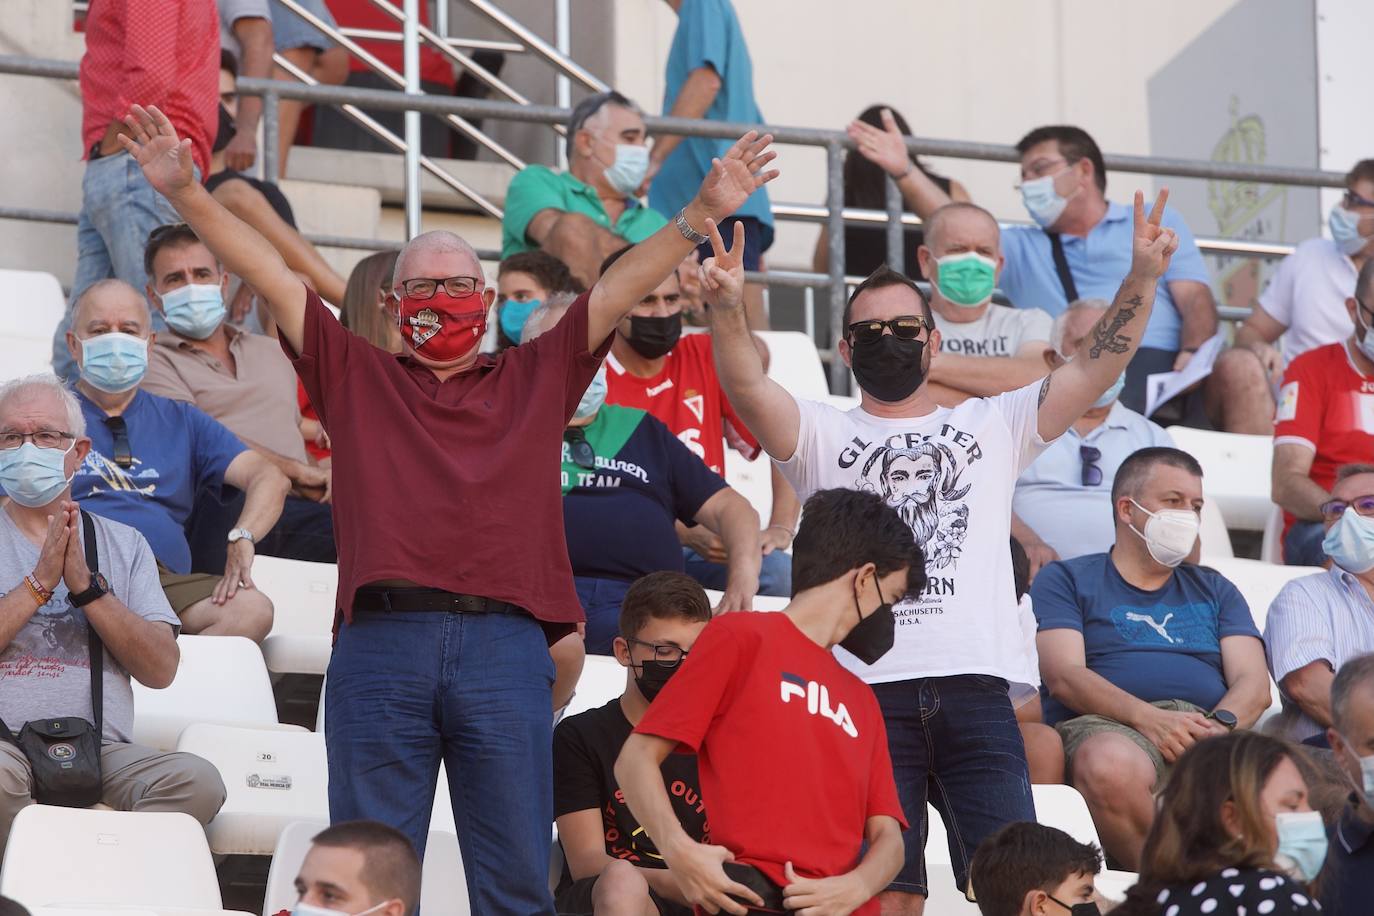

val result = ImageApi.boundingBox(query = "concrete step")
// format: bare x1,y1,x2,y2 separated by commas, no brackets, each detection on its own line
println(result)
282,146,517,215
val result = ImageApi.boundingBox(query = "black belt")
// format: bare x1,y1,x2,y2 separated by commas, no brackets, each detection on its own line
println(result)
354,586,524,616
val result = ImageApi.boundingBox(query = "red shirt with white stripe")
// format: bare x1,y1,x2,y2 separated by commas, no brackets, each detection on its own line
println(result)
80,0,219,177
605,333,760,477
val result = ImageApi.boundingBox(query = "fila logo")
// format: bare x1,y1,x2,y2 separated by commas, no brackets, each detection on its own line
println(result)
683,394,705,423
646,380,675,397
779,672,858,738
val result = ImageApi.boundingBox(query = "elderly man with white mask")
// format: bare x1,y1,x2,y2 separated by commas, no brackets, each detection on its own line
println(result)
119,100,778,913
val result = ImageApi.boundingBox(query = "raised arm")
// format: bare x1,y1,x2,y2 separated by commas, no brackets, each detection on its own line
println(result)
1036,189,1179,440
119,105,308,353
846,109,954,219
588,132,778,351
703,221,801,461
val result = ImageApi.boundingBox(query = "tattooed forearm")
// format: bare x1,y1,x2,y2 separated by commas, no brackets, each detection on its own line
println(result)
1087,294,1143,359
1038,375,1051,407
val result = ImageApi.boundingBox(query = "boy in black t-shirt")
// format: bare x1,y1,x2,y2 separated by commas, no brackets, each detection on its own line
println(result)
552,572,712,916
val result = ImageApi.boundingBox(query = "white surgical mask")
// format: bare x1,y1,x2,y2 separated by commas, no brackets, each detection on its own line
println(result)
292,902,386,916
1352,298,1374,365
159,283,226,340
1273,810,1328,883
1091,372,1126,409
1128,498,1199,568
603,144,650,197
1329,204,1373,257
1338,735,1374,805
1322,507,1374,574
1020,170,1072,228
574,366,608,420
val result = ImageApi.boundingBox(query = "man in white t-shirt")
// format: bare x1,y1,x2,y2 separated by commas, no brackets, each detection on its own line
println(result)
705,191,1180,915
921,203,1054,407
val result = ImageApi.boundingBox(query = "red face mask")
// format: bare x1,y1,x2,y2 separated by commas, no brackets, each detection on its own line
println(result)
396,291,488,362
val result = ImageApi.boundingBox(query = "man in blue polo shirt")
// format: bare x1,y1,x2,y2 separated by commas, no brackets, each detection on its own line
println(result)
649,0,772,330
64,278,290,640
1325,653,1374,916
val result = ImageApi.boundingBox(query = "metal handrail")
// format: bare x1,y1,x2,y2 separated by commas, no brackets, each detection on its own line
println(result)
462,0,609,95
336,28,526,54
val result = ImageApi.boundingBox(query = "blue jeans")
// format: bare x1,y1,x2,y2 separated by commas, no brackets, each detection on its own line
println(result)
1283,520,1325,567
53,150,188,380
325,609,556,915
694,216,774,271
682,548,793,598
574,576,631,656
871,675,1034,896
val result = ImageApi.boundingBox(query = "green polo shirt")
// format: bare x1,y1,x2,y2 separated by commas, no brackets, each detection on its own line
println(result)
501,165,667,259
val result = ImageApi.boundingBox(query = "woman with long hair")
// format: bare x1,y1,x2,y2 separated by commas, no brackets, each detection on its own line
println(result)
340,249,402,353
812,104,971,278
1115,732,1326,915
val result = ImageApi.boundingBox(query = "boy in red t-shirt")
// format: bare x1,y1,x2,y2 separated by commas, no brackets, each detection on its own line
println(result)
615,488,923,915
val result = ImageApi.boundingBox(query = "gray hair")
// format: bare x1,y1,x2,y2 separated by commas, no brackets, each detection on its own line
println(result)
0,374,86,437
566,90,641,158
72,278,152,328
522,291,580,342
1335,463,1374,484
1331,653,1374,733
1049,297,1112,356
392,231,482,289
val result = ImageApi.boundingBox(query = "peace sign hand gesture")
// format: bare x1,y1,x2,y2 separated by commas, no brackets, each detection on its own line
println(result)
698,219,747,311
118,105,197,200
1131,188,1180,281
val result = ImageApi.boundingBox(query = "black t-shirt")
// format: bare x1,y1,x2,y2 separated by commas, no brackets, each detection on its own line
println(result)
1151,867,1320,915
205,170,298,228
553,698,709,883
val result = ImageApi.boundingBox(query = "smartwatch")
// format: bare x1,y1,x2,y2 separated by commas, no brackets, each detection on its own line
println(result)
227,528,256,545
1207,708,1238,731
69,572,110,608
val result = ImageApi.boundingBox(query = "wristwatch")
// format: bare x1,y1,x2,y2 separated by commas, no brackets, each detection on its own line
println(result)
227,528,256,545
674,208,709,245
1207,708,1238,731
69,572,110,608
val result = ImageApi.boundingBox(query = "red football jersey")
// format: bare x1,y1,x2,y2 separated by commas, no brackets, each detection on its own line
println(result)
605,333,760,476
1274,341,1374,542
635,612,906,914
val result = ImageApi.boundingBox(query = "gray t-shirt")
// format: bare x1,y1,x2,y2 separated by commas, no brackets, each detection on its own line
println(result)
0,511,179,743
936,304,1054,358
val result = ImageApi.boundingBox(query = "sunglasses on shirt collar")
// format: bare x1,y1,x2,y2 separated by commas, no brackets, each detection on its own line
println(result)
564,428,596,471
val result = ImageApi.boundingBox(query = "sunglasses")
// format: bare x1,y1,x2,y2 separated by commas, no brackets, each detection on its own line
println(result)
1344,191,1374,210
564,428,596,471
106,415,133,469
1079,445,1103,487
846,315,930,346
1320,495,1374,523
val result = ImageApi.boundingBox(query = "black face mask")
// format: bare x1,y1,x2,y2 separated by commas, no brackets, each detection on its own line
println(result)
850,334,926,403
625,313,683,359
840,576,896,665
1048,896,1101,916
212,104,237,155
634,658,680,701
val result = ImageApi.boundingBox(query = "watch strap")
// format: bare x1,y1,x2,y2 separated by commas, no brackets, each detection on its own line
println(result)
674,208,709,245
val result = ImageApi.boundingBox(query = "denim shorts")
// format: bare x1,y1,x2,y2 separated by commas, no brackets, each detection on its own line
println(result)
695,216,774,272
268,0,338,51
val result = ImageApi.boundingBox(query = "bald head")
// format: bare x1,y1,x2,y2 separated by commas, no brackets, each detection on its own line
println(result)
72,279,151,333
392,231,482,291
923,203,1000,256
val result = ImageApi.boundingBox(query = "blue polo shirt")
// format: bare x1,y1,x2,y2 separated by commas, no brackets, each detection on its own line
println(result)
1325,798,1374,916
649,0,771,228
1031,553,1259,726
999,202,1210,352
73,389,246,574
1013,403,1174,560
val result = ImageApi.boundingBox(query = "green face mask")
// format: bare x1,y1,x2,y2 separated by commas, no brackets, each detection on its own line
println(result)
934,251,997,308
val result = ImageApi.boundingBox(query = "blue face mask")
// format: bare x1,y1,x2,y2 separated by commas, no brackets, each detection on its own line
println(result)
574,367,608,420
78,332,150,393
499,299,541,345
1322,507,1374,574
0,441,76,508
1274,810,1328,882
159,283,226,340
604,144,650,197
1020,171,1071,228
1329,204,1372,257
1091,372,1126,409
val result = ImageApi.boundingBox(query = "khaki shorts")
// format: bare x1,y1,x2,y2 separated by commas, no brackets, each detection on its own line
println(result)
1057,699,1206,784
157,564,219,616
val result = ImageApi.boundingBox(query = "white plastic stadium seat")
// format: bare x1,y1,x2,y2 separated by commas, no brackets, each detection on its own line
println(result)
263,821,471,916
133,635,299,750
1165,427,1273,531
1260,504,1284,564
0,806,222,910
255,555,339,675
1198,556,1323,635
176,723,330,856
1197,498,1233,558
0,269,65,380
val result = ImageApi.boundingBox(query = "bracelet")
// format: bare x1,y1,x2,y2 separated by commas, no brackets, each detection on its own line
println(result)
767,524,796,537
674,208,709,245
890,163,914,181
23,575,51,606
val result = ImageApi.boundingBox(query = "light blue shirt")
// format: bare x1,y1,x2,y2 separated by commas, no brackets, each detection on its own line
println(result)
1264,566,1374,741
649,0,771,226
1013,402,1173,559
999,202,1211,351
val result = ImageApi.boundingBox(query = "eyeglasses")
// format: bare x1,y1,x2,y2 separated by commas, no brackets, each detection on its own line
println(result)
397,276,482,300
0,430,76,451
628,637,688,665
1017,156,1072,183
564,428,596,470
1080,445,1103,487
1320,495,1374,522
105,416,132,469
846,315,930,345
1344,191,1374,210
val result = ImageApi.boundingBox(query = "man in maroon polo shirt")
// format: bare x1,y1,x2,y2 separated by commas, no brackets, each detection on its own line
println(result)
119,103,777,914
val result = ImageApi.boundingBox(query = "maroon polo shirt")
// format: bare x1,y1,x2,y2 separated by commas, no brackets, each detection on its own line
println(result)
282,288,610,641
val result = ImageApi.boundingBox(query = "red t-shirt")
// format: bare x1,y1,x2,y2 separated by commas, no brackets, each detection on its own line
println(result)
605,334,760,476
298,380,330,463
634,612,906,912
282,288,609,639
1274,341,1374,542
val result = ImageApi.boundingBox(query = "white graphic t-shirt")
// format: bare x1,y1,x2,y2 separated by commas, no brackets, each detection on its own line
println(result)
935,304,1054,359
779,380,1052,684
